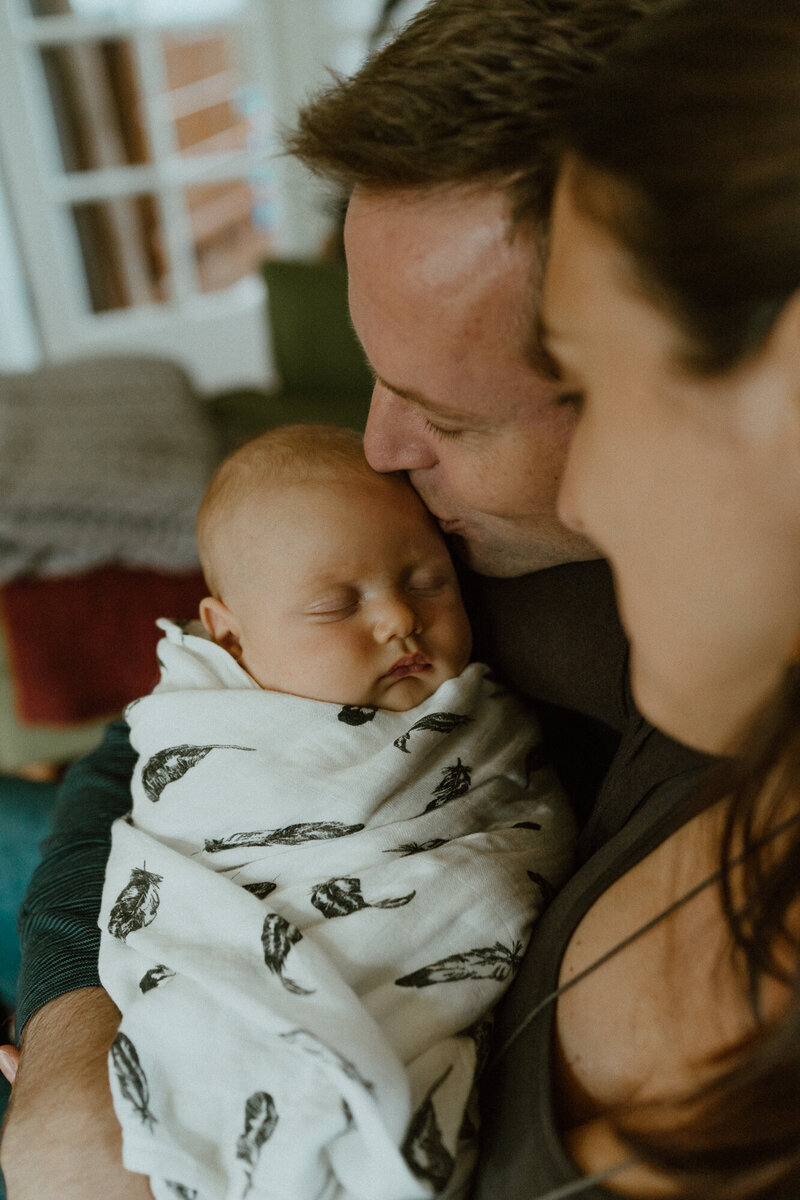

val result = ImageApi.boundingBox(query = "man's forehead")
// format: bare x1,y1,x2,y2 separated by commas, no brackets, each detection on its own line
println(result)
346,187,556,415
345,185,537,288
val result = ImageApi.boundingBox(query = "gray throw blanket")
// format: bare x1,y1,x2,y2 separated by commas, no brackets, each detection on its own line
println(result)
0,356,217,580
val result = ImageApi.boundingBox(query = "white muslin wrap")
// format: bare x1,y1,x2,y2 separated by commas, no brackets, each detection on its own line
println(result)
99,620,575,1200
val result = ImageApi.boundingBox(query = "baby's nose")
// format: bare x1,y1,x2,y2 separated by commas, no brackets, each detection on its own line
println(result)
373,596,420,642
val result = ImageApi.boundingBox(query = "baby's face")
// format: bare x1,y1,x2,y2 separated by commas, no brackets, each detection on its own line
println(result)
213,473,472,711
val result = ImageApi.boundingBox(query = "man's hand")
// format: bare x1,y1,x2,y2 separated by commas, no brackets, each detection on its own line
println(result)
0,987,154,1199
0,1046,19,1084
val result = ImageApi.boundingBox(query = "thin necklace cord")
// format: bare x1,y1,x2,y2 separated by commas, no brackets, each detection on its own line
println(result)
490,810,800,1069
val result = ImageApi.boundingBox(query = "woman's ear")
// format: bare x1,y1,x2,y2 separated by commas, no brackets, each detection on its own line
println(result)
199,597,244,661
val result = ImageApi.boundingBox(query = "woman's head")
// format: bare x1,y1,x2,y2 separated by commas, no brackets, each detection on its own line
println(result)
554,0,800,374
542,0,800,756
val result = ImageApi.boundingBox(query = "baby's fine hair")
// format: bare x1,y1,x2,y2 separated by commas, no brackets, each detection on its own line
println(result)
197,423,380,595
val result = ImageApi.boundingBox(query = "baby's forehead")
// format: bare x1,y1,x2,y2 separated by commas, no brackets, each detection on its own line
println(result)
253,471,443,553
251,466,421,513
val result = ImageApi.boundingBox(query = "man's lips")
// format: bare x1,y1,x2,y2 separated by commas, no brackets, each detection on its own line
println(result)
382,653,432,681
435,517,463,534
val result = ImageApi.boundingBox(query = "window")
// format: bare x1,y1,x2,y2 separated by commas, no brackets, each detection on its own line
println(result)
0,0,392,388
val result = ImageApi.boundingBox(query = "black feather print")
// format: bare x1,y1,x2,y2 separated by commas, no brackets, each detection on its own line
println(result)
393,711,472,754
108,865,164,940
139,964,176,993
395,940,523,988
461,1016,493,1078
204,821,364,854
236,1091,278,1199
309,876,416,918
279,1028,375,1095
423,758,472,813
110,1033,157,1130
401,1065,455,1191
527,870,555,906
383,838,451,857
337,704,378,726
141,743,256,803
165,1183,197,1199
261,913,314,995
242,880,277,899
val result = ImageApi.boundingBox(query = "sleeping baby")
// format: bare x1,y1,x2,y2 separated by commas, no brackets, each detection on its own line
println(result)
98,423,575,1200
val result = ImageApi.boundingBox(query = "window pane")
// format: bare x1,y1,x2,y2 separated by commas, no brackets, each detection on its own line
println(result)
28,0,247,21
186,181,272,294
41,39,150,172
163,31,251,160
71,195,165,311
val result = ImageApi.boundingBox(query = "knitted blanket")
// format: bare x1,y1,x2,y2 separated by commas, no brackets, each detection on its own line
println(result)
0,357,215,580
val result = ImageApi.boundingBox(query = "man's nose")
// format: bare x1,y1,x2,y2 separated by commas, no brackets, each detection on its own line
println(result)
364,384,438,473
372,594,420,643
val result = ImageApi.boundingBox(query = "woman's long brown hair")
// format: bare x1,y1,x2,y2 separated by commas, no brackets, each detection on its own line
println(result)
560,3,800,1195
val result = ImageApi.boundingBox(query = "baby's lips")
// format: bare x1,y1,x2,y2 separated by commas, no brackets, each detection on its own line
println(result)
383,653,432,679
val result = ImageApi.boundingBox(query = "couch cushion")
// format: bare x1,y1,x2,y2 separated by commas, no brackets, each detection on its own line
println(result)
0,566,208,726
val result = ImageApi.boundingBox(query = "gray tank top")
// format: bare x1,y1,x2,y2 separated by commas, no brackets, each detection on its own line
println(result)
473,726,712,1200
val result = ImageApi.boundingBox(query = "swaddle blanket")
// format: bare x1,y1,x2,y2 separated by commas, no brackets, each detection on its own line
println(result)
99,620,575,1200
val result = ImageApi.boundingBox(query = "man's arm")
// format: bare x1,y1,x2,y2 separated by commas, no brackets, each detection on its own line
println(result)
1,988,153,1199
1,721,145,1197
14,720,135,1035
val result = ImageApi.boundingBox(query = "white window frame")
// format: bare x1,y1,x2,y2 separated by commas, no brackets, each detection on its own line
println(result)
0,0,383,389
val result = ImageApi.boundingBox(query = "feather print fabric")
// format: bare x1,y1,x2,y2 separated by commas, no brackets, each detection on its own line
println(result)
309,876,416,918
402,1066,456,1191
260,913,314,995
141,743,255,803
110,1032,157,1130
237,1092,278,1198
99,623,576,1200
395,942,524,988
108,865,163,940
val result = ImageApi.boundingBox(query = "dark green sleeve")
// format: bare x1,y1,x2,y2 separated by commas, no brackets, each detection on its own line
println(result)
15,720,136,1037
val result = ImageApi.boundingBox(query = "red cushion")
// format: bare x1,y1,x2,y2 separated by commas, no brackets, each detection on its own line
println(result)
0,567,208,725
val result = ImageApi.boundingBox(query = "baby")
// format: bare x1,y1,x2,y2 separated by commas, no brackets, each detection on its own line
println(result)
98,425,575,1200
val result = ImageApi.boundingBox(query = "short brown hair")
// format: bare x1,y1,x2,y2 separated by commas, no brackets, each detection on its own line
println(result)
197,423,377,595
288,0,659,230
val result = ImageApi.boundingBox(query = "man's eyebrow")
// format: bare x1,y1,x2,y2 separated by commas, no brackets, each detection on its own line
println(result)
374,374,473,421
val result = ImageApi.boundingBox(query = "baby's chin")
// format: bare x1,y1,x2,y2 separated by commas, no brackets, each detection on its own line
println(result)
369,668,458,713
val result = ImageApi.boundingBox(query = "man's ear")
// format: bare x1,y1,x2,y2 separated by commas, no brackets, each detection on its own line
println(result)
199,597,243,660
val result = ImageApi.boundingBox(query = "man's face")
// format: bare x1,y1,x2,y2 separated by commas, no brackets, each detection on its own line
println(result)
346,186,598,576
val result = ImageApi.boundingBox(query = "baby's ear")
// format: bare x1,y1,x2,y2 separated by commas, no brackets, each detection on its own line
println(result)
199,597,243,660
